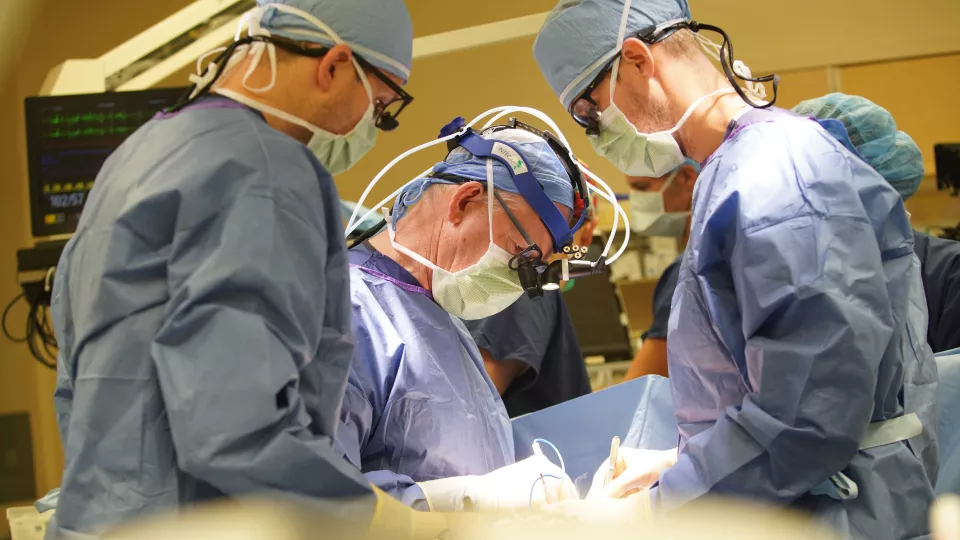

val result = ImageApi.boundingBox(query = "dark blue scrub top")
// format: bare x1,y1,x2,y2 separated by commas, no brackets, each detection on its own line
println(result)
914,230,960,353
643,256,682,341
463,292,591,418
648,233,959,354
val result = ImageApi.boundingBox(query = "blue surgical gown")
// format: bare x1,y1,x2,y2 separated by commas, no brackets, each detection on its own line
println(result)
48,97,371,537
654,112,939,540
464,292,591,418
337,243,515,507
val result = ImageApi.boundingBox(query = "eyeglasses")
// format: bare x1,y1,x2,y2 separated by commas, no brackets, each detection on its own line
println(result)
352,53,413,132
568,20,779,137
569,56,618,138
270,37,414,132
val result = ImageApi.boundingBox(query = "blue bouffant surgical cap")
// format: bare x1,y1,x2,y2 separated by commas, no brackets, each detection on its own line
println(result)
256,0,413,81
533,0,690,110
793,93,925,200
392,129,575,223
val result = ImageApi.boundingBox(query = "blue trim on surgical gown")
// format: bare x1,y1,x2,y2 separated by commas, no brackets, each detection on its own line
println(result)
337,243,514,507
653,112,938,540
48,97,372,536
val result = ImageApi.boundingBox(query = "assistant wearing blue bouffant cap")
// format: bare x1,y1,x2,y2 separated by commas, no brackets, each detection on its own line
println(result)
793,93,924,200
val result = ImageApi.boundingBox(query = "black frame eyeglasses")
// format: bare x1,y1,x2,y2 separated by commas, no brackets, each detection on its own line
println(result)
568,20,779,138
264,37,414,131
569,56,618,138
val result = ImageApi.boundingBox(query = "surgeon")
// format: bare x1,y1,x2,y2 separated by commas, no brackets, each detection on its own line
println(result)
48,0,414,536
622,157,699,381
338,124,585,511
463,201,598,418
625,94,954,381
533,1,938,537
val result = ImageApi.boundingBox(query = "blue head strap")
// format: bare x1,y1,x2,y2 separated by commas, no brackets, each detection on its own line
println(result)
439,118,580,251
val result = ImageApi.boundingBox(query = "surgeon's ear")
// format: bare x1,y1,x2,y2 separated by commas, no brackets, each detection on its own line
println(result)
316,44,354,92
677,165,699,190
621,37,656,79
447,182,485,225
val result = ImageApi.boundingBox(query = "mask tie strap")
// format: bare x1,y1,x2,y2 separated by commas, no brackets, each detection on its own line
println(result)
486,159,496,245
660,168,682,193
383,208,440,271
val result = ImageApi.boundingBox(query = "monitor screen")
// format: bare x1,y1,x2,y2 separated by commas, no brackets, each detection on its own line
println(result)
934,143,960,195
561,235,634,361
23,87,188,239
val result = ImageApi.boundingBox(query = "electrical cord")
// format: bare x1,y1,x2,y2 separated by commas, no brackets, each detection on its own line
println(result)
528,473,565,507
2,290,58,370
26,299,57,369
2,293,26,343
528,438,571,506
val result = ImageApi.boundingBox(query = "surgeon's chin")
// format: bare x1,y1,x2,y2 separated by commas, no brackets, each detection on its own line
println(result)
631,95,676,135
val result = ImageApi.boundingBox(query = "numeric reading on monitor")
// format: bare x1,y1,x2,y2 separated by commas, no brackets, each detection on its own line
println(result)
24,88,187,238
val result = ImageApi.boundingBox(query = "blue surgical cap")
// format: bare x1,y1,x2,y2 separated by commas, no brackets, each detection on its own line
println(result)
793,93,925,200
257,0,413,81
533,0,691,109
393,129,575,223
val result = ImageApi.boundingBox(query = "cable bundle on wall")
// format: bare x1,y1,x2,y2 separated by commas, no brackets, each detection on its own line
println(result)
3,267,58,370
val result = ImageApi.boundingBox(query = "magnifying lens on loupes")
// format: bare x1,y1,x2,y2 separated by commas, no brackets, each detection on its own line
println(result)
344,105,631,299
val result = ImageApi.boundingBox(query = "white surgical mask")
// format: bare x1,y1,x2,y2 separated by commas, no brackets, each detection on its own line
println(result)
208,4,379,175
629,165,690,237
216,71,377,176
589,54,734,178
385,161,524,320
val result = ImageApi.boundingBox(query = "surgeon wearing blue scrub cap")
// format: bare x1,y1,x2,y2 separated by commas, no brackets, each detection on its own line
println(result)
48,0,416,537
534,1,938,538
338,127,581,512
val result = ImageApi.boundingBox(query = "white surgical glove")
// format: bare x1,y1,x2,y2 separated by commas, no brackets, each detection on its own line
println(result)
417,455,578,512
586,447,677,500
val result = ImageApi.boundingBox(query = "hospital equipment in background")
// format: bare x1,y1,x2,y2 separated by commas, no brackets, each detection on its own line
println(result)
23,88,186,240
5,88,186,370
563,235,633,365
935,144,960,197
934,144,960,241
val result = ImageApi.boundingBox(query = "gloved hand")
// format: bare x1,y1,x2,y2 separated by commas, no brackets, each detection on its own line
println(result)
417,455,578,512
586,447,677,500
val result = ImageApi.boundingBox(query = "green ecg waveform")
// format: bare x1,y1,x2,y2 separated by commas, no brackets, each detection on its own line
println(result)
41,109,153,139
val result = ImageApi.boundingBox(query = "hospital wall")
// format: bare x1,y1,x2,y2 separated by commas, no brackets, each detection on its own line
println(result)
0,0,957,533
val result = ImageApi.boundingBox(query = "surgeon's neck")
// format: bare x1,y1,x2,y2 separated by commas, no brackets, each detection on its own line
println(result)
674,88,751,164
368,218,440,292
216,62,314,144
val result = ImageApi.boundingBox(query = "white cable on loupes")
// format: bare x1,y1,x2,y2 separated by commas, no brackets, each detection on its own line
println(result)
345,134,459,236
345,106,630,265
475,107,630,264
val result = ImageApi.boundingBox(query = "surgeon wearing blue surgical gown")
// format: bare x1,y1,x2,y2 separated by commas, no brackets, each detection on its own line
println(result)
337,127,582,512
533,1,938,538
47,1,415,536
